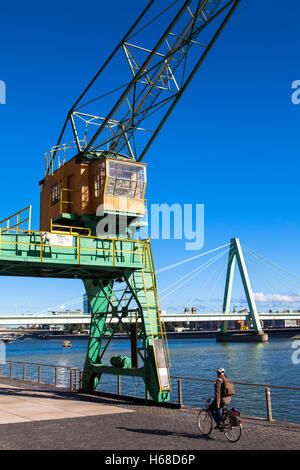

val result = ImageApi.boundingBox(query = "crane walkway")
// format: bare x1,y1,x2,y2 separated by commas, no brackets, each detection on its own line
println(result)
0,230,146,278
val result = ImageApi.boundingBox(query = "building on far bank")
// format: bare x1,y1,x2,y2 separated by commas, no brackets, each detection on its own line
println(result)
83,294,91,314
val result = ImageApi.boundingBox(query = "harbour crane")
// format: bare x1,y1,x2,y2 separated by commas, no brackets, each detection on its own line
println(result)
39,0,241,401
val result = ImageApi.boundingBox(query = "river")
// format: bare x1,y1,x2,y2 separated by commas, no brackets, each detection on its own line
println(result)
1,337,300,424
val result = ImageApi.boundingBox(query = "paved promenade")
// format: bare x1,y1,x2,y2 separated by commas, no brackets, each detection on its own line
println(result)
0,377,299,451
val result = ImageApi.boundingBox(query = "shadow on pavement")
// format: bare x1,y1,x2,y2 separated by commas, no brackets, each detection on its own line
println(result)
116,426,214,441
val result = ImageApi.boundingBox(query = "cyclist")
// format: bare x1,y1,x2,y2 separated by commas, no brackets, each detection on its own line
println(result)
209,367,232,429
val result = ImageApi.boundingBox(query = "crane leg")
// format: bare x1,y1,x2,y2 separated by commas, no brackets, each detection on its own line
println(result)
81,278,114,391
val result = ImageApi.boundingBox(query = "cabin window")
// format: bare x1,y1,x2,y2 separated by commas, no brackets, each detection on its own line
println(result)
106,161,145,198
95,160,106,197
51,183,59,206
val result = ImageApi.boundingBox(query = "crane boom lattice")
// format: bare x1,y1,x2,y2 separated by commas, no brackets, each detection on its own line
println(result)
47,0,240,174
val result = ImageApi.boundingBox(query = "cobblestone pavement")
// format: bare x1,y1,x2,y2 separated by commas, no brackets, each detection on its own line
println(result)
0,377,299,451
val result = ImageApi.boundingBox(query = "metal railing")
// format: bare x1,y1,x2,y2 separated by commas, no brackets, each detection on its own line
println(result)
50,220,92,237
45,140,86,176
0,206,32,234
172,376,300,423
0,361,82,391
1,361,299,423
59,188,75,215
0,227,147,267
96,374,300,423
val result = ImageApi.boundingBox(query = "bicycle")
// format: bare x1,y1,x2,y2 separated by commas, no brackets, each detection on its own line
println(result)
197,397,242,443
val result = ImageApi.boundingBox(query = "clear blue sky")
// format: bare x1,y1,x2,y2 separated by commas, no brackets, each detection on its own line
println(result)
0,0,299,314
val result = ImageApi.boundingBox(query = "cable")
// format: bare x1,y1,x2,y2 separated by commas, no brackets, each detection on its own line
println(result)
159,248,228,295
33,296,85,316
182,253,227,309
157,243,230,273
32,243,230,315
160,248,229,300
243,245,300,283
243,246,300,293
203,250,234,310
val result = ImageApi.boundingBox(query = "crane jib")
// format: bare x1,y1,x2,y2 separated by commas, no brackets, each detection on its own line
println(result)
46,0,240,172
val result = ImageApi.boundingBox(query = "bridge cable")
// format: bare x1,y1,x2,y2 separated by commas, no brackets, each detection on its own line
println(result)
182,252,230,309
243,245,300,283
33,244,230,315
159,247,229,295
156,243,230,274
243,246,300,293
203,249,234,310
33,296,86,316
242,251,288,309
160,248,229,300
244,251,279,294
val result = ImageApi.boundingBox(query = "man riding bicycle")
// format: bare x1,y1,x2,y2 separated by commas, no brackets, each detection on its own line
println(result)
209,367,232,429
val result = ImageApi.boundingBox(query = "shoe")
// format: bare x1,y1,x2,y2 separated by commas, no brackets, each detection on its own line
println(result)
214,422,223,430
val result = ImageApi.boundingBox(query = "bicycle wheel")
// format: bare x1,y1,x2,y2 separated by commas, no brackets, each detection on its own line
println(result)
197,409,213,436
223,410,242,442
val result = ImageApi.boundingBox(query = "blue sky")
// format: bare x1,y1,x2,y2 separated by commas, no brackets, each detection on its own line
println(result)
0,0,299,314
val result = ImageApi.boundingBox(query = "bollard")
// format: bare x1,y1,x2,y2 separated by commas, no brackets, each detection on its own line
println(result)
23,363,26,381
265,387,273,422
38,365,41,384
10,361,13,378
178,379,183,407
79,370,83,390
55,367,58,386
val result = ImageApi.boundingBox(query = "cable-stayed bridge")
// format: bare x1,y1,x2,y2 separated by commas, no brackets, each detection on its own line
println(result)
1,238,299,332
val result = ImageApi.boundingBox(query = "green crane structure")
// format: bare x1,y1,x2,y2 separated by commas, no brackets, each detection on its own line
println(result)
0,0,241,402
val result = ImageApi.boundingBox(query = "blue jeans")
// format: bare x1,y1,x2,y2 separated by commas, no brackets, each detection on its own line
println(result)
209,401,223,423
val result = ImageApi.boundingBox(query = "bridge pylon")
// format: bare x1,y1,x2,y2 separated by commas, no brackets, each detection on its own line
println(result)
218,238,268,342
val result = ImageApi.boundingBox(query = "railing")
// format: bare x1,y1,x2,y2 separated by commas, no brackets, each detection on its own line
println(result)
59,188,75,215
0,227,146,267
0,361,82,391
0,206,32,233
45,140,86,176
1,362,300,423
50,220,92,237
172,376,300,423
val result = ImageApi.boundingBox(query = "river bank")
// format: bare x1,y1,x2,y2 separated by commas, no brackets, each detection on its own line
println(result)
13,327,300,341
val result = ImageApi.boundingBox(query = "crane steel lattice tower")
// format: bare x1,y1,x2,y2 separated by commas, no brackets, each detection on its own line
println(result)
2,0,241,402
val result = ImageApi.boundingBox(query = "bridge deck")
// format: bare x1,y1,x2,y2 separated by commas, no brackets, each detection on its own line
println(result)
0,313,299,325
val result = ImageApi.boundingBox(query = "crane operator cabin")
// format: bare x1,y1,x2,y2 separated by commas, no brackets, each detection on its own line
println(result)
39,150,147,237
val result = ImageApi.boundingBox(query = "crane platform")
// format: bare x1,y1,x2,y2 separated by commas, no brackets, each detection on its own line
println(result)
0,230,145,279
